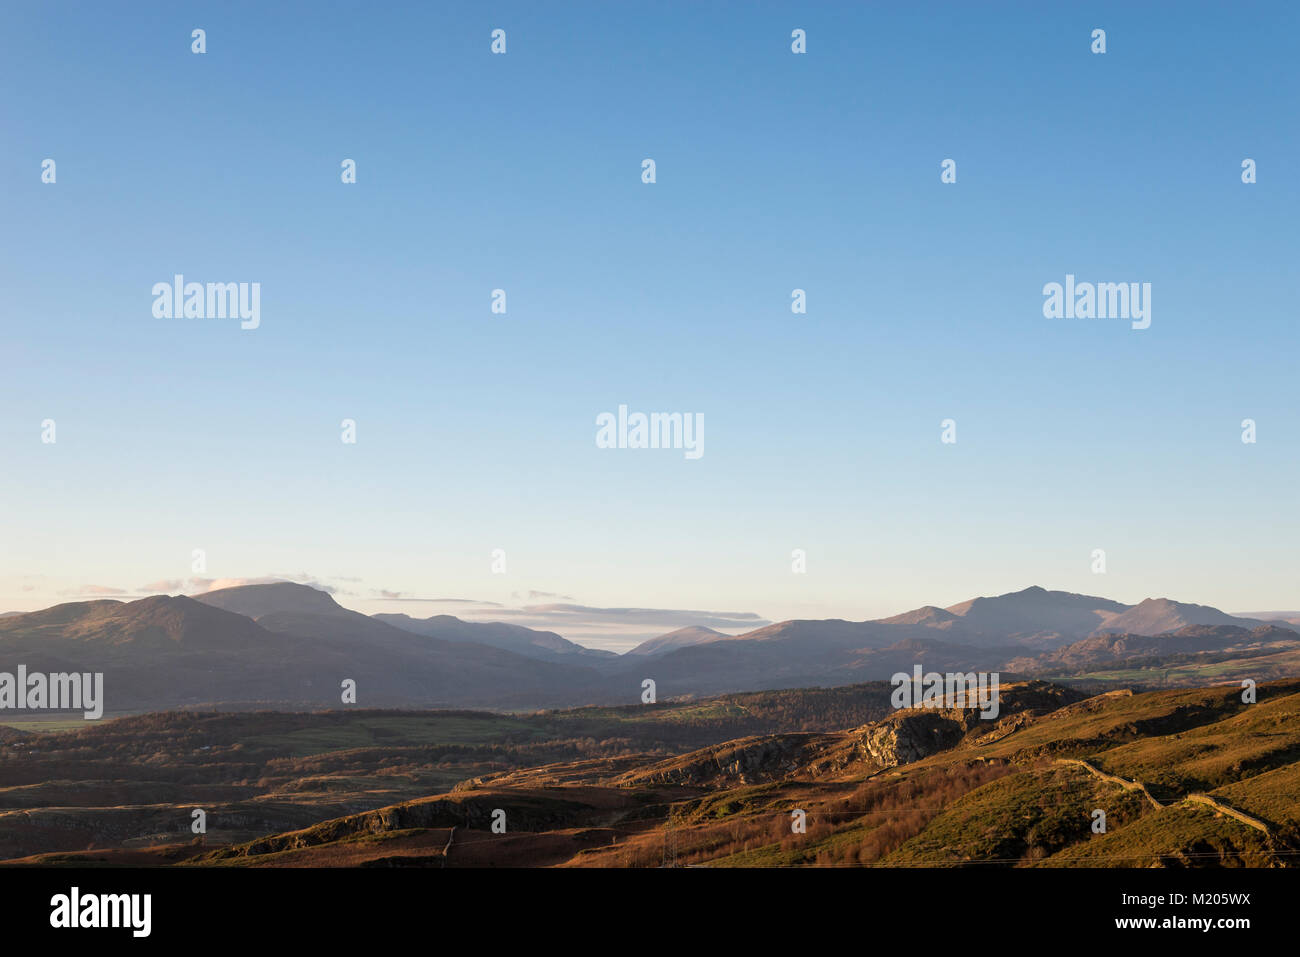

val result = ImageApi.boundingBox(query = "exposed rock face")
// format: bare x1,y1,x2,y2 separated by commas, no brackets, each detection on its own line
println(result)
705,737,813,785
616,734,836,787
850,681,1081,767
857,711,967,768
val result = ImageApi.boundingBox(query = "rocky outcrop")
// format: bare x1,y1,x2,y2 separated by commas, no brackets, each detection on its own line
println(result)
615,734,837,787
856,712,967,768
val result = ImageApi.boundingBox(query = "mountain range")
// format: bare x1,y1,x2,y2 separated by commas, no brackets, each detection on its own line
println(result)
0,582,1294,712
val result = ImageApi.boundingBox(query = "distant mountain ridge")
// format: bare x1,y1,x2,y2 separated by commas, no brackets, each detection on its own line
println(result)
940,586,1128,642
0,583,604,712
1095,597,1255,636
656,586,1281,656
0,582,1294,712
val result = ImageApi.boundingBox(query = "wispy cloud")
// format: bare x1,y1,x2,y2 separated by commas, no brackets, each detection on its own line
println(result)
126,575,344,596
187,575,339,595
506,603,766,630
371,597,504,607
59,584,129,597
138,579,184,592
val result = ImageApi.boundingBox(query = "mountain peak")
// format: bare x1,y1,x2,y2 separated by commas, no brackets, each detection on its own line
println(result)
193,581,343,620
626,625,727,656
1094,597,1258,636
878,605,958,626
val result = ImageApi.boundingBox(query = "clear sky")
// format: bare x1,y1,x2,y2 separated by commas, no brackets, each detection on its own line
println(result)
2,2,1297,650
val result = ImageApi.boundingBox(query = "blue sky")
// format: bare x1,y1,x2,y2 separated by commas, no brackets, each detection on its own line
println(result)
1,2,1297,649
